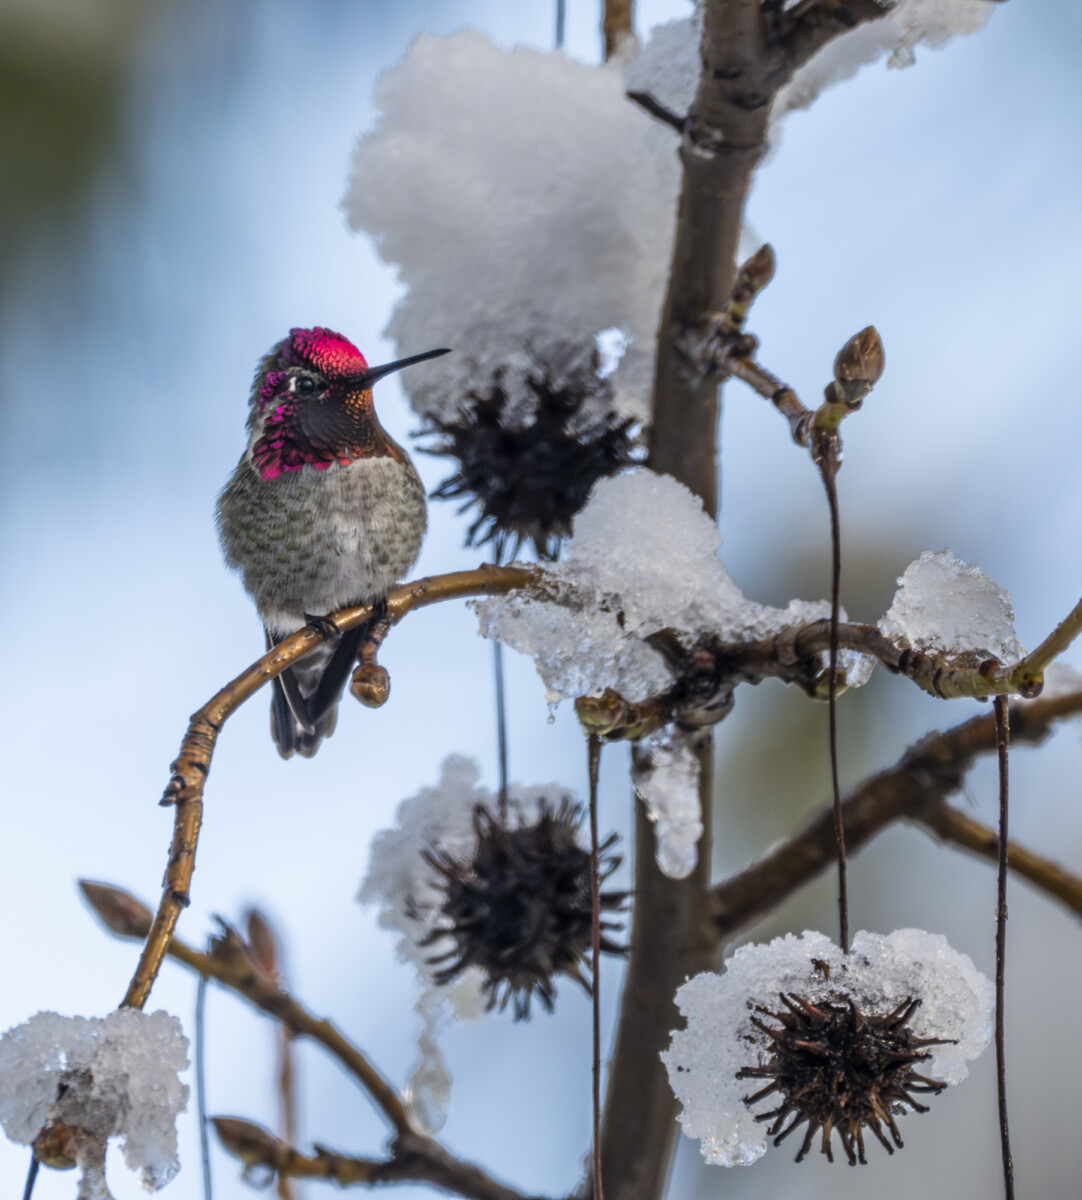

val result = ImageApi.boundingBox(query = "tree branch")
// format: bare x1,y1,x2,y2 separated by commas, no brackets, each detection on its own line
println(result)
604,3,778,1198
121,565,535,1013
709,689,1082,940
212,1119,539,1200
779,0,893,75
87,889,537,1200
122,543,1079,1019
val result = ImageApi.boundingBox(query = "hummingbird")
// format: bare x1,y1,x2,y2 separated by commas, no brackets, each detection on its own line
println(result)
217,327,449,758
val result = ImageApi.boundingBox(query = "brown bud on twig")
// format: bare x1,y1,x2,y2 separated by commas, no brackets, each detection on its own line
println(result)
574,688,664,741
212,1116,284,1172
350,663,391,708
244,907,281,980
721,245,777,339
32,1123,83,1170
79,880,154,940
741,244,776,295
833,326,884,388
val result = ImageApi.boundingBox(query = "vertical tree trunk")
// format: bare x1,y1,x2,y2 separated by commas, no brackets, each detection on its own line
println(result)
598,4,775,1198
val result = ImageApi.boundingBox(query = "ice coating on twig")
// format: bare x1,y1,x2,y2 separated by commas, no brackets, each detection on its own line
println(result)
632,729,703,879
662,928,993,1166
878,549,1025,665
344,31,679,427
0,1009,189,1196
475,469,875,702
626,3,996,139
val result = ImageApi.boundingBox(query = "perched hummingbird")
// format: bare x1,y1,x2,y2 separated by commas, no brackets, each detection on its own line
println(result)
217,327,449,758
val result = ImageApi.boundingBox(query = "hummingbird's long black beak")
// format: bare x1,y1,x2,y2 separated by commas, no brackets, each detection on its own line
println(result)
350,347,451,388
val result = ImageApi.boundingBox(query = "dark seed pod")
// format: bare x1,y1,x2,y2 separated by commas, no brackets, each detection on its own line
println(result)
737,994,952,1166
420,797,625,1019
424,358,640,560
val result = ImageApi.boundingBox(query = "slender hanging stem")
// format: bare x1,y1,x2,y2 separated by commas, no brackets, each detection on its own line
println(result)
819,444,849,952
491,548,509,817
993,695,1015,1199
555,0,566,48
494,641,509,816
196,973,214,1200
21,1153,38,1200
587,734,604,1200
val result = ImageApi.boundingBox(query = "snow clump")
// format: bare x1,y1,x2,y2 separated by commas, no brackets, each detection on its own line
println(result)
0,1009,189,1197
663,928,993,1167
878,549,1025,666
344,31,679,428
475,469,875,703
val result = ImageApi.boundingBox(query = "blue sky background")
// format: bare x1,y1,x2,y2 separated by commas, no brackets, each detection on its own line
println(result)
1,1,1081,1197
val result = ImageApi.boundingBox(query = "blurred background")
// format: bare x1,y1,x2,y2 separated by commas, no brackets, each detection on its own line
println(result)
1,0,1080,1197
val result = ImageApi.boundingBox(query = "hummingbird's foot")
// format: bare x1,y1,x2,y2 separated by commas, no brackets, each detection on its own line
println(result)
303,612,342,638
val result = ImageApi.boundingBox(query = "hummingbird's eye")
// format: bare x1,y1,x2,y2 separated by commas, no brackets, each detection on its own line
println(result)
295,376,317,395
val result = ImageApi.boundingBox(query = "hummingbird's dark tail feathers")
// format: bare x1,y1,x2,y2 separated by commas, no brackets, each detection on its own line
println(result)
266,626,365,759
270,673,337,758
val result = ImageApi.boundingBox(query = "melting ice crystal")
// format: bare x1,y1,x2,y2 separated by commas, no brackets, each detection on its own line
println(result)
0,1009,189,1196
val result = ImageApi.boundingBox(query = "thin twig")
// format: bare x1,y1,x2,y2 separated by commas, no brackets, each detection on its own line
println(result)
494,641,508,816
819,439,849,952
21,1153,38,1200
212,1119,539,1200
121,564,536,1014
91,902,536,1200
993,696,1015,1199
587,735,604,1200
196,973,213,1200
709,691,1082,940
625,90,685,133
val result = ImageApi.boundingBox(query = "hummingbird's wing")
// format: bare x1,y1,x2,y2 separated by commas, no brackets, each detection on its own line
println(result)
266,625,364,759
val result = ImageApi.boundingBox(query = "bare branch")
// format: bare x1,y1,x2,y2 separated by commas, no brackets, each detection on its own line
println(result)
121,564,535,1014
626,90,685,133
213,1118,538,1200
920,803,1082,916
92,895,538,1200
780,0,893,75
710,690,1082,940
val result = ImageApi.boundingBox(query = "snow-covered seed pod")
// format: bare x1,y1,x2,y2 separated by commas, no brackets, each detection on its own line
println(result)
663,929,993,1167
421,797,626,1020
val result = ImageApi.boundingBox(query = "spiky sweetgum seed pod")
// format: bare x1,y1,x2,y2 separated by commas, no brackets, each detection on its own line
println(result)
424,365,640,560
737,994,952,1166
420,799,625,1020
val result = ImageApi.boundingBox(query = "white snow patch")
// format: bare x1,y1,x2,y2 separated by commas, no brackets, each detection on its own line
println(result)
345,32,679,427
476,469,875,702
0,1009,189,1196
878,549,1025,665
